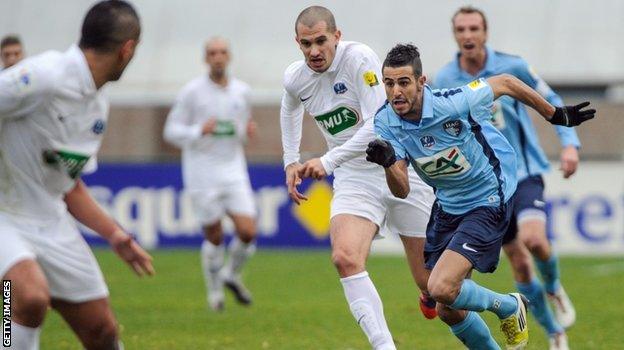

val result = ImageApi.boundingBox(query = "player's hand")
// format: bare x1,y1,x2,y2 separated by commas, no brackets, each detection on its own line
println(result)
109,230,155,277
559,145,579,179
246,120,258,139
285,162,308,205
298,158,327,180
366,139,396,168
201,119,218,135
549,102,595,127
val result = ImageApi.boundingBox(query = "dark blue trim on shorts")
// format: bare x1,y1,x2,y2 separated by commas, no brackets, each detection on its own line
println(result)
468,114,504,207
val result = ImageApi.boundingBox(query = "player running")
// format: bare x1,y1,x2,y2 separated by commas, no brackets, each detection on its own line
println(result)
0,1,153,349
434,6,578,349
164,38,258,312
367,44,594,349
280,6,435,349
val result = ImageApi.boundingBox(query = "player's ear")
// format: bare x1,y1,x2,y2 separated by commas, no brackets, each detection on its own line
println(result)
419,75,427,85
119,39,136,61
334,29,341,42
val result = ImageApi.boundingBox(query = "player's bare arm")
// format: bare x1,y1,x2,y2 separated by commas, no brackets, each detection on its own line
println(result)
560,145,579,179
64,179,155,276
365,139,410,198
285,162,308,205
487,74,595,126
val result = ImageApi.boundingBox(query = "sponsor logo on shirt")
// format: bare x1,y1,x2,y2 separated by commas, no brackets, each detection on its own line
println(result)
313,106,359,135
212,120,236,136
333,82,348,94
442,120,463,137
363,70,379,87
468,79,486,91
414,146,471,178
42,149,90,179
420,135,436,148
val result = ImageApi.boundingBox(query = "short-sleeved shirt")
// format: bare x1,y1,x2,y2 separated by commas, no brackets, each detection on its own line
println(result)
434,46,580,181
0,45,108,226
374,80,517,215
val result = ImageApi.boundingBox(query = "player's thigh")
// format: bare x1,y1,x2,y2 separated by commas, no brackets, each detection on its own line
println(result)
223,181,257,238
51,297,117,344
35,214,109,302
190,189,226,227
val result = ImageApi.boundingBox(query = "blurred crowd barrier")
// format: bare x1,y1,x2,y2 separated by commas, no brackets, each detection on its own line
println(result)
100,101,624,163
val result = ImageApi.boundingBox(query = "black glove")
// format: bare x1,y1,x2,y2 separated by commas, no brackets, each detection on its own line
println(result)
550,101,595,127
366,139,396,168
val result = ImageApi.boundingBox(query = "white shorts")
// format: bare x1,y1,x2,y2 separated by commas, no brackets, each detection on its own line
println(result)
331,167,434,237
189,180,257,226
0,212,109,303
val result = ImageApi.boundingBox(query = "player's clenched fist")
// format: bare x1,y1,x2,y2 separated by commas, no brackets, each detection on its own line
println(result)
550,101,596,127
366,139,397,168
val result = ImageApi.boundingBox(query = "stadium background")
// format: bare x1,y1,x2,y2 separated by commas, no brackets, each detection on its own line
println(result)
2,0,623,349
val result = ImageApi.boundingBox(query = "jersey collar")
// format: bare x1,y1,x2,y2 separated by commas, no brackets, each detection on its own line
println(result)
387,85,433,130
454,45,496,79
66,45,97,96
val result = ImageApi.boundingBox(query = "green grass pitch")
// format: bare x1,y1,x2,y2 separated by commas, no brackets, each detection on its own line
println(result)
41,249,623,349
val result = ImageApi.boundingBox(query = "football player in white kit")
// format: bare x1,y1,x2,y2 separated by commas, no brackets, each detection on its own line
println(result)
0,1,153,349
280,6,435,349
164,38,257,312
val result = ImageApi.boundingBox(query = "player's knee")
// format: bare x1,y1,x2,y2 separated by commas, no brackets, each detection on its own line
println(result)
203,224,223,245
331,249,363,276
522,235,550,257
15,289,50,326
237,225,257,243
82,318,118,349
428,278,460,305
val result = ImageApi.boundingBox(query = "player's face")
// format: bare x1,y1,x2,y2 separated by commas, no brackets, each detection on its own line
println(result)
1,44,24,68
205,40,230,76
296,21,341,73
383,65,426,118
453,13,487,60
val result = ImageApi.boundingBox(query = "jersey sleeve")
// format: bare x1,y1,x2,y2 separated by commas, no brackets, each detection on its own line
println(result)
374,113,408,161
0,63,54,120
280,86,304,168
460,78,495,122
318,47,386,174
162,88,202,148
513,60,581,147
236,83,253,143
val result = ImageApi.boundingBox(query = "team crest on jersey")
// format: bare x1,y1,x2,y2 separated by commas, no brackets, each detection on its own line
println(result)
314,106,359,135
420,135,436,148
468,79,486,91
92,119,106,134
333,82,348,94
414,146,471,178
363,70,379,87
442,120,463,137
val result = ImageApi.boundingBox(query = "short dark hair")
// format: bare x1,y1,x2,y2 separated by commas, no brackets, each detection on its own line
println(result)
452,6,488,31
79,0,140,53
295,6,336,34
383,44,422,77
1,35,21,50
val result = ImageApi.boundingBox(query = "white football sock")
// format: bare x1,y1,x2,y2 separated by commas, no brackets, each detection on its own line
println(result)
200,240,225,293
9,322,40,350
340,271,395,350
222,237,256,279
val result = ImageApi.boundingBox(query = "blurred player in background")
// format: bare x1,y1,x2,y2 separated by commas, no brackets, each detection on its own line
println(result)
164,37,257,312
434,7,578,349
280,6,435,349
0,1,153,349
368,44,594,350
0,34,24,69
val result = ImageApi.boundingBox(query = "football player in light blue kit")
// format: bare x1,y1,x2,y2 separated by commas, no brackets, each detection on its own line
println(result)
367,44,594,350
434,7,580,349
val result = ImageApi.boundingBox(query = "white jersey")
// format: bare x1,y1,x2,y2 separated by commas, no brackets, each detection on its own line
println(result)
281,41,386,175
164,76,252,190
0,45,108,226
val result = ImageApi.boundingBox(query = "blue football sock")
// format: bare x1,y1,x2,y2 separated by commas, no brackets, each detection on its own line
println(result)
516,278,563,335
450,311,501,349
535,253,561,294
450,279,518,319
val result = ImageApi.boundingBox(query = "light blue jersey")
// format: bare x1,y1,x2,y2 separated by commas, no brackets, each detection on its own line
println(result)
434,46,580,181
375,80,517,215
